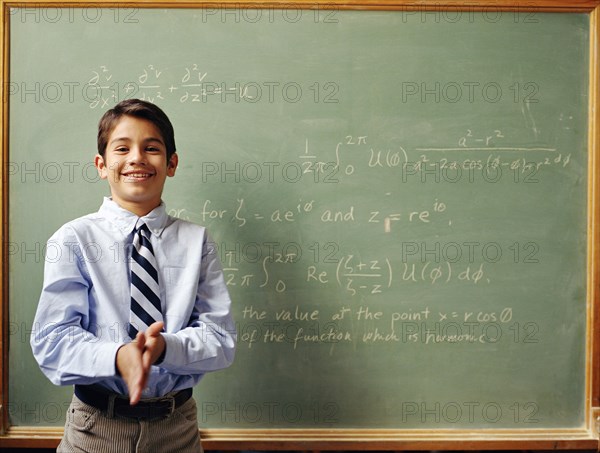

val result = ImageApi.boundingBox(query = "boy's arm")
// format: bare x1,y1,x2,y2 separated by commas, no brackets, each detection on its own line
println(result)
159,235,237,374
30,226,124,385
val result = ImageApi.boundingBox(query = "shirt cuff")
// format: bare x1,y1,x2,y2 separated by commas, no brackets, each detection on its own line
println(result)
102,341,126,378
159,333,181,370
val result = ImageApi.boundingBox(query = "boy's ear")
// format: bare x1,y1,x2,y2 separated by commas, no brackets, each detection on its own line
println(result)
94,154,108,180
167,153,178,177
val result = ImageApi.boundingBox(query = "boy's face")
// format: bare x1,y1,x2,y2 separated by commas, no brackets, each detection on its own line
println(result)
95,115,178,217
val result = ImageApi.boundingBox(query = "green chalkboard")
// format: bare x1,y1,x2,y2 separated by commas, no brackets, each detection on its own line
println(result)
7,7,590,432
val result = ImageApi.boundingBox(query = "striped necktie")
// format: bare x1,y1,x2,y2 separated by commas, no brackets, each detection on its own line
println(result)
128,221,163,339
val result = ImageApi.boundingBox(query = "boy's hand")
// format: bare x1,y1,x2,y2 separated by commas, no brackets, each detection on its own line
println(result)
115,322,165,405
142,321,166,369
116,332,147,405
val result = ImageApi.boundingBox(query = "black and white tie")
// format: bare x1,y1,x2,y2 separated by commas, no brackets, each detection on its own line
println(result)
128,221,162,339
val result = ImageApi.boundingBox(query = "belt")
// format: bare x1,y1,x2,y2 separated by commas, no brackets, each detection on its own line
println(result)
74,385,193,421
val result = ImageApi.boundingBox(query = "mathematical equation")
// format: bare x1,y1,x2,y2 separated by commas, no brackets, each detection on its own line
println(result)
86,64,338,106
220,248,490,296
169,196,449,235
87,64,572,181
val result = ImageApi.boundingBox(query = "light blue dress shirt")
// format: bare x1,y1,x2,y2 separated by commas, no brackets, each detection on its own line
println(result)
31,197,236,398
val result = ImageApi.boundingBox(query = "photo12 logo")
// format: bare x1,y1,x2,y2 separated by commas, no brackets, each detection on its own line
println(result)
398,5,539,24
199,4,339,24
4,81,139,107
200,400,339,424
9,5,139,24
398,400,539,424
400,81,539,104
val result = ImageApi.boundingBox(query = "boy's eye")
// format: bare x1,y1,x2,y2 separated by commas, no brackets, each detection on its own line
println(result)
115,147,128,152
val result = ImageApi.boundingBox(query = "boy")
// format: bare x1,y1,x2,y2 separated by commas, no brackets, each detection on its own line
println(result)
30,99,236,452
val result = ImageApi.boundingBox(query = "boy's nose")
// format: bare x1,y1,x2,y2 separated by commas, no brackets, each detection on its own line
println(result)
127,147,146,164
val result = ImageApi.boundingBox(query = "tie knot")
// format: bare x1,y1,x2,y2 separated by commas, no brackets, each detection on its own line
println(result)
134,221,150,236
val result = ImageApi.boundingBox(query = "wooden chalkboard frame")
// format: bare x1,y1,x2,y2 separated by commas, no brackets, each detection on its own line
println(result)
0,0,599,450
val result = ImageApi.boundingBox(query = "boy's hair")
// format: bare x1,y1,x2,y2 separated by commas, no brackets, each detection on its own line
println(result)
97,99,176,160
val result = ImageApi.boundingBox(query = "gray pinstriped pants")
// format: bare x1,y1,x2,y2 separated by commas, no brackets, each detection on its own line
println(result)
57,394,203,453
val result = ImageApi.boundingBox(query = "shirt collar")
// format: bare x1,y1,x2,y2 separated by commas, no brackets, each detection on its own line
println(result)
98,197,169,237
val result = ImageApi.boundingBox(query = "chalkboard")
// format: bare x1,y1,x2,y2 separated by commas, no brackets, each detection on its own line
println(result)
3,2,599,449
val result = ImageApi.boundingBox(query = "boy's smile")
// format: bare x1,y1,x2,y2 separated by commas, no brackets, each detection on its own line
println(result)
95,115,178,217
122,170,155,181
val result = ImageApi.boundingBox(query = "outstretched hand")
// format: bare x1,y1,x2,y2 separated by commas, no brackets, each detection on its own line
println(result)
116,322,166,405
